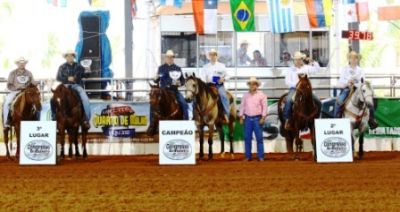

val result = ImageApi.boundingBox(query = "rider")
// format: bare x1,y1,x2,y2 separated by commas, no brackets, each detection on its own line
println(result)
200,49,230,122
284,51,321,130
155,50,188,120
51,50,91,128
333,51,378,129
3,57,35,128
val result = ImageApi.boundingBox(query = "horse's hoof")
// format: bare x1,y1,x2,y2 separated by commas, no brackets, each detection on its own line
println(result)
220,153,225,159
230,154,235,160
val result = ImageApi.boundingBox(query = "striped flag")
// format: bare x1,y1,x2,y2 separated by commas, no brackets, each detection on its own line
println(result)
192,0,218,35
343,0,369,23
305,0,332,28
268,0,295,33
378,6,400,21
160,0,183,8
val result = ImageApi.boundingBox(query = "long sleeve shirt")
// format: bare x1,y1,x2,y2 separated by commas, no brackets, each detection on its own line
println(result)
200,62,229,84
7,69,34,91
337,65,365,88
285,61,320,88
56,62,86,86
156,63,185,90
239,91,268,118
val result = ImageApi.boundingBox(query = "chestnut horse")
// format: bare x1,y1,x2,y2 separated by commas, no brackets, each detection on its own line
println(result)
146,83,184,136
278,75,320,160
3,84,41,159
51,84,89,159
184,74,236,160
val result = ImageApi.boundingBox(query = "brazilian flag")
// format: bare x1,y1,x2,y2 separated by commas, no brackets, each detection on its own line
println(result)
230,0,255,31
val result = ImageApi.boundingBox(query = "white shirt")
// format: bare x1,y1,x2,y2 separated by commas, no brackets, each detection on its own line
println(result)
337,65,365,88
285,61,320,88
200,62,228,83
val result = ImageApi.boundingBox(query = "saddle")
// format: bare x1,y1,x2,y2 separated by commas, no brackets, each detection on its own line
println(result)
339,86,356,113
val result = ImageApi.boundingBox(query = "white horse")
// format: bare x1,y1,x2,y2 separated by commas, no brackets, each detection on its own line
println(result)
343,80,374,159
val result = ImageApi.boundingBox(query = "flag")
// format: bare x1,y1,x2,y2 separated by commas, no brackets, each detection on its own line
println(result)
230,0,255,32
268,0,295,33
305,0,332,28
89,0,104,7
160,0,183,8
192,0,218,34
378,6,400,21
131,0,137,17
343,0,369,23
47,0,67,7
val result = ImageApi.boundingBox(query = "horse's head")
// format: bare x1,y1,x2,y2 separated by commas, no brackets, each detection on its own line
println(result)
24,83,42,112
184,73,198,102
296,74,313,99
357,81,374,108
51,84,68,112
149,82,162,106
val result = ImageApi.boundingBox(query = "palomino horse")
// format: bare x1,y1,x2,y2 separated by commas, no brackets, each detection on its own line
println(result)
51,84,89,159
146,83,184,136
3,84,41,159
342,80,374,160
185,74,236,160
278,75,320,160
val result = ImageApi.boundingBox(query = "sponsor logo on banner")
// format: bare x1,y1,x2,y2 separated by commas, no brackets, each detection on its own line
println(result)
24,140,53,161
163,139,192,160
320,137,351,158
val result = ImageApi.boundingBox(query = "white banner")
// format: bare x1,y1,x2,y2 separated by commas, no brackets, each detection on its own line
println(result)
315,119,353,163
159,121,196,165
20,121,57,165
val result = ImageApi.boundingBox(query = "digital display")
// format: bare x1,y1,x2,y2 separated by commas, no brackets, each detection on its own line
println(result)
342,30,373,40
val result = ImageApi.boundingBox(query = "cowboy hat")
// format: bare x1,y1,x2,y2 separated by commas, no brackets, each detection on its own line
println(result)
208,49,218,55
15,56,28,64
165,50,175,57
63,49,76,58
247,76,261,86
347,51,361,60
293,51,306,60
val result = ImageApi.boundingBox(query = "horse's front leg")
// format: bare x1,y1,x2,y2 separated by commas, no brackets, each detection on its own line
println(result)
311,126,317,162
82,128,88,159
67,129,74,158
199,126,204,160
294,134,301,160
14,125,20,160
58,127,66,159
73,128,81,158
218,125,225,158
208,124,214,160
229,120,235,159
358,133,364,160
3,127,10,159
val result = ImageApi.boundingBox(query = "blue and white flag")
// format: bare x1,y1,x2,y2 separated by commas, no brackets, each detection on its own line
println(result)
160,0,183,8
267,0,295,33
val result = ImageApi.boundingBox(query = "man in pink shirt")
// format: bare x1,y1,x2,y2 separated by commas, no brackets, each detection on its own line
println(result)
239,77,268,161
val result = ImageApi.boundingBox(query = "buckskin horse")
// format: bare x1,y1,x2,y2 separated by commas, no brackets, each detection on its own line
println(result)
342,80,374,160
146,83,184,136
3,83,41,160
278,75,320,160
51,84,89,159
184,74,236,160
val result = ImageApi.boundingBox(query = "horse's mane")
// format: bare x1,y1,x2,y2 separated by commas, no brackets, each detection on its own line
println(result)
188,75,218,100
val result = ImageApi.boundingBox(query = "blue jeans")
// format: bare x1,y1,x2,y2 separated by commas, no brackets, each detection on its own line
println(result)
174,90,189,120
217,84,230,116
334,88,350,118
284,88,296,120
51,84,91,121
243,115,264,160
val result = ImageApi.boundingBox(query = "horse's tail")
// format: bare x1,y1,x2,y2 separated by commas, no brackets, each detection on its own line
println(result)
278,93,287,137
227,91,237,120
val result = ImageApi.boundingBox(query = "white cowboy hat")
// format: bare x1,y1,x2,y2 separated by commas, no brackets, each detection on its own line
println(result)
165,50,175,57
293,51,306,60
63,49,76,58
15,56,28,64
208,49,218,55
247,76,261,86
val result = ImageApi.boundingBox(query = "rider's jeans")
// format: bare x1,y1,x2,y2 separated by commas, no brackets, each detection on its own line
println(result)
334,88,350,118
3,91,19,126
217,84,230,116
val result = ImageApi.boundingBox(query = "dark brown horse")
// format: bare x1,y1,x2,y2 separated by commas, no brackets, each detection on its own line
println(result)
185,74,236,160
3,84,41,159
146,83,184,136
51,84,89,159
278,75,320,160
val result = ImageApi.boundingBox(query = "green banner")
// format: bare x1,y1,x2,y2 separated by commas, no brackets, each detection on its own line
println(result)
230,0,255,32
366,98,400,138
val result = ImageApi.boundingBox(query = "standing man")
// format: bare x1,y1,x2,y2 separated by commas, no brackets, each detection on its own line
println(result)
239,77,268,161
52,50,91,128
334,51,378,129
3,57,35,128
155,50,188,120
200,49,230,122
284,51,321,130
237,40,251,66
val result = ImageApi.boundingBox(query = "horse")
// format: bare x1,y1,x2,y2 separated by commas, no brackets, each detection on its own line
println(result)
184,74,236,160
278,75,320,160
3,84,41,160
51,84,89,159
146,83,184,136
342,80,374,160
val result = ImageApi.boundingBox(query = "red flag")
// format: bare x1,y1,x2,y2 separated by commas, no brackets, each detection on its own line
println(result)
131,0,137,17
378,6,400,21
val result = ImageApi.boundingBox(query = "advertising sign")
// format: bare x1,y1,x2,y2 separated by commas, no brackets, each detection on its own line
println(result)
315,119,353,163
159,121,196,165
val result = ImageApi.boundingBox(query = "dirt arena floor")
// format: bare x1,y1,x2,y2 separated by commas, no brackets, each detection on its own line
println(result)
1,152,400,211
